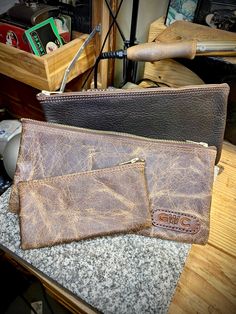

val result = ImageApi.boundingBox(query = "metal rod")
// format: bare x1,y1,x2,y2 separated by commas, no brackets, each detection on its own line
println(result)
124,0,140,84
59,25,101,93
129,0,139,47
196,41,236,53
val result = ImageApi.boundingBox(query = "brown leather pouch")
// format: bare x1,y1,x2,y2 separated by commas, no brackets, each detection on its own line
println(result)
10,119,216,244
37,84,229,164
18,162,151,249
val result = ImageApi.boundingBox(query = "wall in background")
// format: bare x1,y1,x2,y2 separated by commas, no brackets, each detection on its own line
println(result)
114,0,169,87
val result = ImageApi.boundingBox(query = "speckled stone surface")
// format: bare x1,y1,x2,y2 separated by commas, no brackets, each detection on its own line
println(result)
0,189,191,314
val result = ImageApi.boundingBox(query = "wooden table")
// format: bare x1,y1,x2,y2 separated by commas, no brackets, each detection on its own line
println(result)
143,20,236,312
169,141,236,314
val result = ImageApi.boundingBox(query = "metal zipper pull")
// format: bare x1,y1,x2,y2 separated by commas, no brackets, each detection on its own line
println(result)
186,140,208,147
119,157,145,165
41,90,63,96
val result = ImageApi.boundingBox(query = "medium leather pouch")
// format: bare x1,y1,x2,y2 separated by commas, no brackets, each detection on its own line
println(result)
18,162,151,250
37,83,229,164
10,119,216,244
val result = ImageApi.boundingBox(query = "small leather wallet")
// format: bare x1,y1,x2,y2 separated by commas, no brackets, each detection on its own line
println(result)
18,162,151,250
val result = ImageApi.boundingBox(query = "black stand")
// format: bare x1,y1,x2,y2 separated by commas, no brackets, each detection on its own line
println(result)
94,0,140,88
122,0,139,84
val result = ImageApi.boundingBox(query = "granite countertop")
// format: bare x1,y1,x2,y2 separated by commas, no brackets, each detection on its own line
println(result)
0,188,191,314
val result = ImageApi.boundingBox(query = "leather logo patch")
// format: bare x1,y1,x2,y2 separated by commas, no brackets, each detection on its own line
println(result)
152,209,200,234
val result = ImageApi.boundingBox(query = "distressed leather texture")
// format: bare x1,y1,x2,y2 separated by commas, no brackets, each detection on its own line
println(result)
10,119,217,244
37,83,229,164
18,163,151,250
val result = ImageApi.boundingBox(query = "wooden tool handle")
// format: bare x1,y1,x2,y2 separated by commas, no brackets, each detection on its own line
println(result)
127,41,197,61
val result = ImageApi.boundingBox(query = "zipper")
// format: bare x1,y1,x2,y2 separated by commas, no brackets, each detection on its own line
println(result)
39,83,228,98
186,140,208,147
41,88,112,96
41,90,63,96
40,88,123,96
119,158,145,165
21,118,211,149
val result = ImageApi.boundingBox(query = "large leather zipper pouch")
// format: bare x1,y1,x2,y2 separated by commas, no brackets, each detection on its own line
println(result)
10,119,216,244
37,83,229,164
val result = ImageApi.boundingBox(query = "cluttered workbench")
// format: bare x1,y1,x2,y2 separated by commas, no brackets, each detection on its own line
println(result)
0,5,236,312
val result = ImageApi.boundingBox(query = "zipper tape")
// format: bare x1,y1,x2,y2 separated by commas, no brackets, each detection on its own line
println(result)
21,118,211,149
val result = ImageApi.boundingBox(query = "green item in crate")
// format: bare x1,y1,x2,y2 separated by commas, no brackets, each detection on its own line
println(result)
24,17,63,56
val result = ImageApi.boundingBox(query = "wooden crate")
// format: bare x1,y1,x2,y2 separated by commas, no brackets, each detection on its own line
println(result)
0,34,95,91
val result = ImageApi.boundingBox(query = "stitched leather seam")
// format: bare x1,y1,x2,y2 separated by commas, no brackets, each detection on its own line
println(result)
153,209,199,218
41,93,225,102
18,163,144,187
153,224,200,233
152,209,200,234
22,126,216,154
38,86,228,101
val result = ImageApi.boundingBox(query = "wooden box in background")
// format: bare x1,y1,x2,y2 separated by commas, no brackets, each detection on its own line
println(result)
0,0,117,120
0,34,95,91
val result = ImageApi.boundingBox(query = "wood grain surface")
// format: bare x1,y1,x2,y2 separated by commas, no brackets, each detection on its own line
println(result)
144,59,204,88
0,35,95,91
143,18,204,87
